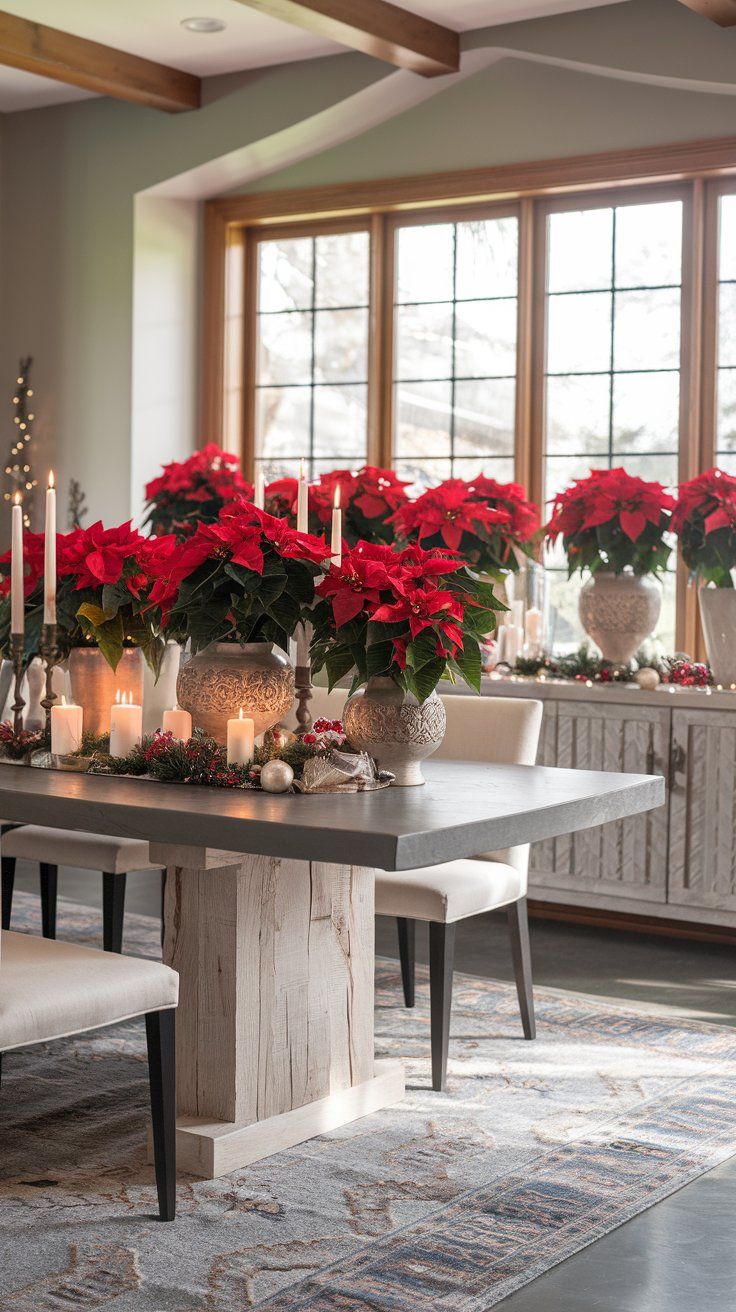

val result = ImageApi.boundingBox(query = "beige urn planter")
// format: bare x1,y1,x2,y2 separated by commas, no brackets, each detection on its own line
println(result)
68,646,144,738
578,572,662,664
699,587,736,687
176,641,294,744
343,676,446,786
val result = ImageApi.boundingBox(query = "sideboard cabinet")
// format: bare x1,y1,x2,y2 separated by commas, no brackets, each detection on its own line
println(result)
453,679,736,932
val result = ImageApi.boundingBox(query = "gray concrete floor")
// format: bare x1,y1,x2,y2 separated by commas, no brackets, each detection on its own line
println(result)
12,861,736,1311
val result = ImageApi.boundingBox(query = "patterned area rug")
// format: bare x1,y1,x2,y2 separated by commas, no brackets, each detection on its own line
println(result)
3,893,736,1311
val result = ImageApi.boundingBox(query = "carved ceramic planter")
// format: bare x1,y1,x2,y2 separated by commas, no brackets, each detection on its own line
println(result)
579,572,661,664
176,641,294,744
343,676,446,786
699,587,736,686
68,646,144,738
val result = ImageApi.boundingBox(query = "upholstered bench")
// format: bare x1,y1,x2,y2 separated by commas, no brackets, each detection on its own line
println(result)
1,826,164,952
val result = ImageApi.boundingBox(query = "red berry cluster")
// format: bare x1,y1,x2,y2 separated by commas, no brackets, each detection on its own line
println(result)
665,659,712,688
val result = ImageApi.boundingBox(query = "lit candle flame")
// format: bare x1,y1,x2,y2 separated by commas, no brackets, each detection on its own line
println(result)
48,470,55,490
13,491,21,506
334,484,341,509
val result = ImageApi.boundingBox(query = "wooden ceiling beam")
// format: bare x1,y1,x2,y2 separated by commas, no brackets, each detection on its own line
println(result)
677,0,736,25
0,10,200,112
231,0,459,76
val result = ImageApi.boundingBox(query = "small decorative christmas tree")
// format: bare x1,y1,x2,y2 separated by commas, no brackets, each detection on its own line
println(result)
3,357,36,528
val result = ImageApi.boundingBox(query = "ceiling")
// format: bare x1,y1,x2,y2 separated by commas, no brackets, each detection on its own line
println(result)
0,0,631,112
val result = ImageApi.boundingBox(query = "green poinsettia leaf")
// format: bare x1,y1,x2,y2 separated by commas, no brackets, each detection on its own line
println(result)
405,656,446,703
325,647,355,691
76,601,110,629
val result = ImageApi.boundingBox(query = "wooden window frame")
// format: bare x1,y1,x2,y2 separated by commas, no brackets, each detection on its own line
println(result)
202,133,736,653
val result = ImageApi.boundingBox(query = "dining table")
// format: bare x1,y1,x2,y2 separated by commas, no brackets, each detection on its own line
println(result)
0,757,664,1179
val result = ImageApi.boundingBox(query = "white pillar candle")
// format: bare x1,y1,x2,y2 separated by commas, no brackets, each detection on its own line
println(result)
331,484,342,570
43,471,56,625
297,459,308,533
511,599,525,631
10,494,24,635
109,690,143,758
254,468,265,511
524,606,542,656
227,707,254,765
51,695,83,756
162,705,192,740
504,625,523,665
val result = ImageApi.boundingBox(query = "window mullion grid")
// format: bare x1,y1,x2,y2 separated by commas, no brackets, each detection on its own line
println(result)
308,239,317,478
449,224,458,476
607,208,616,470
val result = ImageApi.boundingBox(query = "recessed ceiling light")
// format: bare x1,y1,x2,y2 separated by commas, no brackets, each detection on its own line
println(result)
180,16,226,33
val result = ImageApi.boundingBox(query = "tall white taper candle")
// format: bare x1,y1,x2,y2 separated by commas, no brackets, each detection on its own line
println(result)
331,484,342,570
297,459,308,534
43,471,56,625
254,468,265,511
10,494,24,635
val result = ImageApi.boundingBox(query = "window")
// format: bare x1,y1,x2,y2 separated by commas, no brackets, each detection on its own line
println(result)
717,193,736,474
391,215,518,493
207,139,736,652
542,196,683,651
253,228,370,479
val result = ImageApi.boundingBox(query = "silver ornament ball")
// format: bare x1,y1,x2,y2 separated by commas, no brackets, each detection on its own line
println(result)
260,759,294,793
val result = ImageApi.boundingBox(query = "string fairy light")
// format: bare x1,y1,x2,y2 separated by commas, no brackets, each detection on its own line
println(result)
3,356,37,526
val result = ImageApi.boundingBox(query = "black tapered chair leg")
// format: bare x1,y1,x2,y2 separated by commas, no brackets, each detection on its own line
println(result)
396,916,416,1008
1,856,16,931
507,896,536,1040
39,863,58,939
160,869,166,949
102,872,127,953
145,1009,176,1222
429,922,456,1092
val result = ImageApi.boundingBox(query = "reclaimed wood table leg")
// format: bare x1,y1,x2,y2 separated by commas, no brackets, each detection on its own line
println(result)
149,843,405,1179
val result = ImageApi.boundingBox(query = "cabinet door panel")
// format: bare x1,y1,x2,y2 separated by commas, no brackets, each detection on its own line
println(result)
669,711,736,911
530,700,670,903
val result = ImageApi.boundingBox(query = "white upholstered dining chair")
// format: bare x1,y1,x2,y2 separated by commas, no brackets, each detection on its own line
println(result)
1,827,164,952
0,928,179,1220
309,687,543,1091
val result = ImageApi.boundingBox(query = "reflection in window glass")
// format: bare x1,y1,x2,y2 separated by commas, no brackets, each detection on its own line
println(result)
717,195,736,475
254,230,369,479
543,199,683,652
392,216,519,493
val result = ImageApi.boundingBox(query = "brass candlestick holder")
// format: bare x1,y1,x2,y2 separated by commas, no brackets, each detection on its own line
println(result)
294,664,313,737
10,632,25,735
40,621,60,729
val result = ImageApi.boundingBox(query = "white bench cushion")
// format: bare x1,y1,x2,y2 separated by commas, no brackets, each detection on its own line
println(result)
1,825,159,874
0,931,178,1050
375,858,523,924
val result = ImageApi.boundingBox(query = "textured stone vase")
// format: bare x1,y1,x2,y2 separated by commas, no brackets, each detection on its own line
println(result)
578,572,661,664
68,646,144,738
343,676,446,786
699,587,736,686
176,641,294,744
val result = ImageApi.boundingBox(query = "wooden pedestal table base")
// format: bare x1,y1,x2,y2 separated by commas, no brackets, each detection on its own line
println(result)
150,843,405,1179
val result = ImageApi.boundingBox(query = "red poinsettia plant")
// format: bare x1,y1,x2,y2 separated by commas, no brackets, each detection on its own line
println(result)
143,444,253,539
672,468,736,588
390,477,536,576
146,502,330,653
0,521,166,672
546,468,675,577
309,541,501,701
